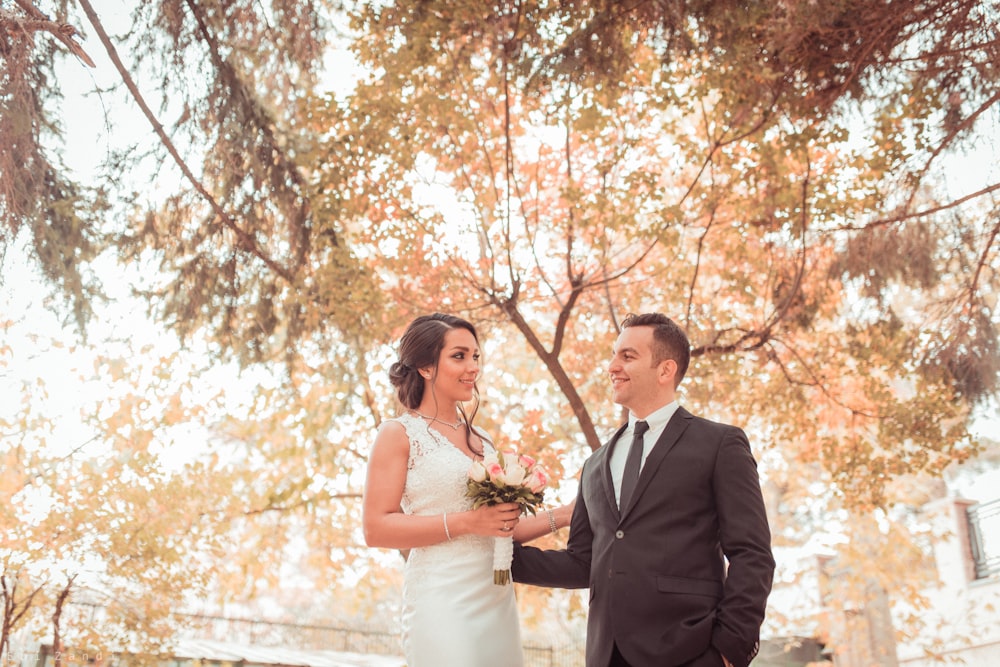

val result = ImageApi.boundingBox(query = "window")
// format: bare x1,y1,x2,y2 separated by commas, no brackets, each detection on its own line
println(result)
967,497,1000,580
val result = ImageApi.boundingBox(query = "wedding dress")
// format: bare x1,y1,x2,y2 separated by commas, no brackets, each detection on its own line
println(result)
394,413,524,667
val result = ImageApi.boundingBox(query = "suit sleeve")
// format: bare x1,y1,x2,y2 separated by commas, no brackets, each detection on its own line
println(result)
512,472,591,589
711,427,776,667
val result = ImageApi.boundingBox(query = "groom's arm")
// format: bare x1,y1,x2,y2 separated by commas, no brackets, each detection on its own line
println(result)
711,427,775,667
512,479,591,589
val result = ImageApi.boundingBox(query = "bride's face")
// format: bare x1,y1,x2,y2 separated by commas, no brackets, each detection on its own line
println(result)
427,327,480,403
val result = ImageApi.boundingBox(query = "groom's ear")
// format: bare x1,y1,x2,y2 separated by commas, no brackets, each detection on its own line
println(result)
658,359,678,386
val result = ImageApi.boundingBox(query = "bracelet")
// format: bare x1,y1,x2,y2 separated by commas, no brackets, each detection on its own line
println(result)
443,512,452,541
546,509,557,534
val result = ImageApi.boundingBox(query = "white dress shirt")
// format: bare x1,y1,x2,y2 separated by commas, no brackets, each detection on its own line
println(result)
610,401,679,507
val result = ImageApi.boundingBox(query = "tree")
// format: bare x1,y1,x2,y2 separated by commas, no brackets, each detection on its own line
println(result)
2,0,998,659
307,0,998,655
2,0,381,350
315,0,996,493
0,312,328,662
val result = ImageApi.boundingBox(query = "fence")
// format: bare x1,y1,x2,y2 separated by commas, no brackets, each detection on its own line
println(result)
174,610,584,667
180,613,400,656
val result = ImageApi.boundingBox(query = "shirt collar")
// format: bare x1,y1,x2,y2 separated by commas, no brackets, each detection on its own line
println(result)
629,401,679,433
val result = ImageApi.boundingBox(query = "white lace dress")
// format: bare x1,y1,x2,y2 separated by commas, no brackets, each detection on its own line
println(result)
393,413,524,667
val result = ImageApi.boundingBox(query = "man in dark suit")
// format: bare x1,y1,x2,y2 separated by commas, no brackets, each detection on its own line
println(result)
513,313,774,667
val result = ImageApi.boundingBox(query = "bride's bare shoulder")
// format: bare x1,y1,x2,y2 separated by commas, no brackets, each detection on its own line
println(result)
371,418,410,455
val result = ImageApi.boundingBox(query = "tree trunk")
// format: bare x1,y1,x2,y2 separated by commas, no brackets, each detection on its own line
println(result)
51,578,75,667
0,572,44,666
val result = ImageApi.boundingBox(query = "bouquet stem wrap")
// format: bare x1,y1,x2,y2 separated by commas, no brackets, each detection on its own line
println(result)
493,535,515,585
466,449,550,586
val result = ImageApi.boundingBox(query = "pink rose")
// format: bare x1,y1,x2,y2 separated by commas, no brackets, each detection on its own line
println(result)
486,462,505,483
518,454,536,469
526,468,548,493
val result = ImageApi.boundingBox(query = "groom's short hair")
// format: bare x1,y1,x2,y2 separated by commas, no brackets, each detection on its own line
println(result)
621,313,691,386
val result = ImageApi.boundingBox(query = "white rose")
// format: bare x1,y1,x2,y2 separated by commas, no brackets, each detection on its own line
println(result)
504,462,526,487
469,460,487,482
503,450,520,470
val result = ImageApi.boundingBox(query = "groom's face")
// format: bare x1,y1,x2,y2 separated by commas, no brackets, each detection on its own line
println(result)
608,325,669,418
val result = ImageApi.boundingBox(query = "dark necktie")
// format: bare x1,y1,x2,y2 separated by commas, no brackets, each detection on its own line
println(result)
619,420,649,509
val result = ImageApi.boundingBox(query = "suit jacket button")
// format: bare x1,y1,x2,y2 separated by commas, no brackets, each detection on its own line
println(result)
615,530,624,539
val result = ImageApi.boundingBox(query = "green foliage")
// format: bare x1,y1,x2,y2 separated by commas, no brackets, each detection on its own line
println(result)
466,480,545,514
3,0,1000,660
0,5,107,332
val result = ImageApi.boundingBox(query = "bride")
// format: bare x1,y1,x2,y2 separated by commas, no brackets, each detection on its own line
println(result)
363,313,573,667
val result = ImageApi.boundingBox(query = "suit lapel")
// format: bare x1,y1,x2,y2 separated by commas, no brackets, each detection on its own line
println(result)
600,423,629,519
619,407,693,519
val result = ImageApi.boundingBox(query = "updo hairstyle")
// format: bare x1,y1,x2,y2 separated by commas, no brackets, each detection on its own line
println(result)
389,313,480,410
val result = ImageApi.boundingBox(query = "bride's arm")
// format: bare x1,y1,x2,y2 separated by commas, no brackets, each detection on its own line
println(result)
363,422,521,549
511,500,575,544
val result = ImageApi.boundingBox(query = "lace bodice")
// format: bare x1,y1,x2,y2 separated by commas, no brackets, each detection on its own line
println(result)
391,413,495,569
394,413,488,513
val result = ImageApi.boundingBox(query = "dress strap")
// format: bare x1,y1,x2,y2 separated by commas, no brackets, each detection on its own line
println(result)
393,413,446,468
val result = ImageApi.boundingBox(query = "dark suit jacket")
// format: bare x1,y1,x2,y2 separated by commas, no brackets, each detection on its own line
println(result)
513,407,774,667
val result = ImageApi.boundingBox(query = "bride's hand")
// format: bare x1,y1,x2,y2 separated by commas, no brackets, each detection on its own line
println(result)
463,502,521,537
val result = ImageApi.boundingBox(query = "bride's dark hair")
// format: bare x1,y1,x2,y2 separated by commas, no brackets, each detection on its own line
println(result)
389,313,482,449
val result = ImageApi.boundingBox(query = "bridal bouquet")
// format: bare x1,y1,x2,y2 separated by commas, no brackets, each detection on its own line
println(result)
467,449,549,585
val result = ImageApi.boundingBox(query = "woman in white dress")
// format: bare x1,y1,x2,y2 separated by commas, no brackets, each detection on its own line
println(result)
363,313,573,667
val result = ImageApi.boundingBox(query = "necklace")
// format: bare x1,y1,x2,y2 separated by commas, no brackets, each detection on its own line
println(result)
413,410,465,430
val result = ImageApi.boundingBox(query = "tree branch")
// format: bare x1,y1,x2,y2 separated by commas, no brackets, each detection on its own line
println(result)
242,492,359,517
833,181,1000,231
767,337,880,419
966,214,1000,308
3,1,95,67
75,0,294,284
903,87,1000,213
493,293,603,450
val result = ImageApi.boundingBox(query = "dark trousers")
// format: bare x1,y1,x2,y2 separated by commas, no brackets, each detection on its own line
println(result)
609,643,631,667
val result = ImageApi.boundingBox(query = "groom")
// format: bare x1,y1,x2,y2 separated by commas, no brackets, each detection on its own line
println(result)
513,313,774,667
